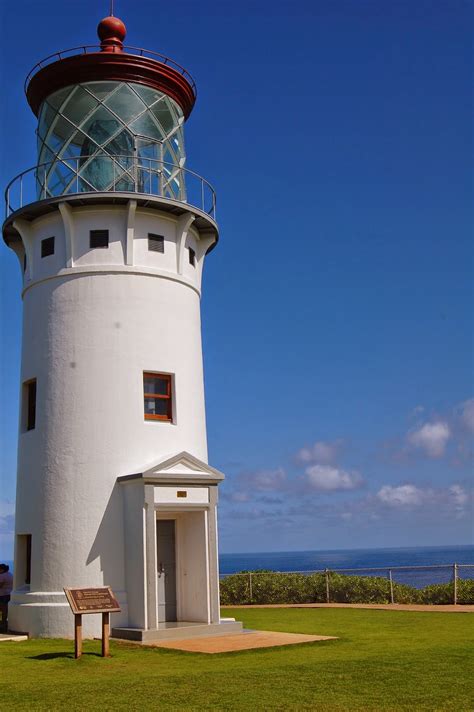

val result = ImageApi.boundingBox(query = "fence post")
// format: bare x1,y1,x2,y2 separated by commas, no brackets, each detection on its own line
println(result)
249,572,253,603
388,569,394,604
325,569,330,603
453,563,458,605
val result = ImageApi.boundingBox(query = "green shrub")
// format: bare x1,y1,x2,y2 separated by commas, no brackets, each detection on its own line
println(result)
457,578,474,604
219,572,251,605
421,583,454,605
327,573,389,604
393,582,423,604
219,570,473,606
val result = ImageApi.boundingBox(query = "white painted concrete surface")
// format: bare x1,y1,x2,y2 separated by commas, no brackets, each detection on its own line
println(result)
154,487,209,504
8,200,219,638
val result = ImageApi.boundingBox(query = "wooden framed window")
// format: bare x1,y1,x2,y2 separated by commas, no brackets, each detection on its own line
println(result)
90,230,109,248
188,247,196,267
41,236,55,258
143,373,172,421
24,379,36,431
148,234,165,253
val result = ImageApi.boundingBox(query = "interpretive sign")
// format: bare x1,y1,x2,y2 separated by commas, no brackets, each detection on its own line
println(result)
64,587,121,615
64,587,120,659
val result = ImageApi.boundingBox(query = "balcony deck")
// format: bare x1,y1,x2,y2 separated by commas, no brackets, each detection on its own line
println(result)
3,158,217,246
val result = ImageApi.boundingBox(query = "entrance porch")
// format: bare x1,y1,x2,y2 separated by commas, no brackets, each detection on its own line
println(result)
112,452,242,642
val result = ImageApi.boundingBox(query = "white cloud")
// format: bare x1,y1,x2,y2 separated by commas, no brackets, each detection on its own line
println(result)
449,484,468,510
0,499,15,552
0,500,15,518
234,468,287,494
252,468,286,491
305,465,364,492
407,421,451,458
376,484,426,507
296,440,342,465
457,398,474,434
230,491,250,503
376,483,470,516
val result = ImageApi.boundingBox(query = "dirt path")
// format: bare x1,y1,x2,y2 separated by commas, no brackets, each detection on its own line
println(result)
224,602,474,613
152,630,338,654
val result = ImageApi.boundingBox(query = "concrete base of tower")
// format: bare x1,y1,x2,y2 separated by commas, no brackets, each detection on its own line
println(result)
111,620,243,643
7,590,128,638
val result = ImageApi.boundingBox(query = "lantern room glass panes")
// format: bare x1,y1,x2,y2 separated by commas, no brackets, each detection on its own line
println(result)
84,82,120,102
36,81,186,200
104,84,145,123
62,86,99,125
151,99,176,135
132,84,161,107
46,85,72,111
130,113,165,141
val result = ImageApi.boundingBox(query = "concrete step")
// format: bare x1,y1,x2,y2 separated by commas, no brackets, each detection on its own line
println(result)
112,620,243,642
0,633,28,642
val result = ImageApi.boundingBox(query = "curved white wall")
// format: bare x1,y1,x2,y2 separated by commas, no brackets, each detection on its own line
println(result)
9,200,216,637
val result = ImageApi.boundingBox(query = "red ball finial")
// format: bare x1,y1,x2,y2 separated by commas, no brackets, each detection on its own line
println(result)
97,16,126,52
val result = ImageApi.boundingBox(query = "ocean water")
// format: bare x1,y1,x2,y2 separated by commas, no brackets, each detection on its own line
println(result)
219,545,474,588
3,545,473,589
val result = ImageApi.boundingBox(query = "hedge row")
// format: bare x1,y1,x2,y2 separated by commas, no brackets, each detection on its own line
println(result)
219,571,474,606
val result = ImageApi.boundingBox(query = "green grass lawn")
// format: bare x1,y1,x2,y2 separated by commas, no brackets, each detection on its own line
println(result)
1,608,473,711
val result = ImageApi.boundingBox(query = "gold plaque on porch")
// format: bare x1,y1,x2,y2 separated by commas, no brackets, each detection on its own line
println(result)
177,490,187,498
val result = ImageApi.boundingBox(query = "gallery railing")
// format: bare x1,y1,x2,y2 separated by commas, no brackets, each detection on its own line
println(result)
24,45,197,97
4,156,216,220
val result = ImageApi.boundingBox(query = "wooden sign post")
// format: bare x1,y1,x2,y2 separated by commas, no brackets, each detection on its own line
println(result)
64,587,121,659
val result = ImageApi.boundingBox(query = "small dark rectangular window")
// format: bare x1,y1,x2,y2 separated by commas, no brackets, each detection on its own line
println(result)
143,372,172,421
17,534,32,585
148,234,165,253
90,230,109,249
25,534,32,585
41,236,55,258
189,247,196,267
24,379,36,431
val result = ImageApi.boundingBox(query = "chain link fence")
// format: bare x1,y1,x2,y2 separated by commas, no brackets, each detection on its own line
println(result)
220,564,474,606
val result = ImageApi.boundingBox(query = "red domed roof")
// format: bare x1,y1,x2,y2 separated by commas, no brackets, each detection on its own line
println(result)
25,15,196,118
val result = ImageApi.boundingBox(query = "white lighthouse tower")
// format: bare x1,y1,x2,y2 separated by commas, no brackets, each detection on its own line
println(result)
4,13,241,640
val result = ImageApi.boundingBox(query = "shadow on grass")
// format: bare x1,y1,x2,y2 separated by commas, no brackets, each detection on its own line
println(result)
28,652,103,660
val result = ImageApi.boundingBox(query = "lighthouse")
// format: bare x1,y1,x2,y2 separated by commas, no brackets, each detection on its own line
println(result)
3,14,241,640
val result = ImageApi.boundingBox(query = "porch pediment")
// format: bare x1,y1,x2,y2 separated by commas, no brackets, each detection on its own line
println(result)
118,451,225,485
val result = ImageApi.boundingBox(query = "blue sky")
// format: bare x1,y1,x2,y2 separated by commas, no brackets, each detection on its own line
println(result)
0,0,472,558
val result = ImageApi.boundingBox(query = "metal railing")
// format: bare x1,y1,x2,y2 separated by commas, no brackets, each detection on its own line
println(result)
220,563,474,605
4,156,216,220
24,45,196,97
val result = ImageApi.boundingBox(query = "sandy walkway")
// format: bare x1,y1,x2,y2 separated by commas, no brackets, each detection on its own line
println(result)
152,630,337,653
224,602,474,613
